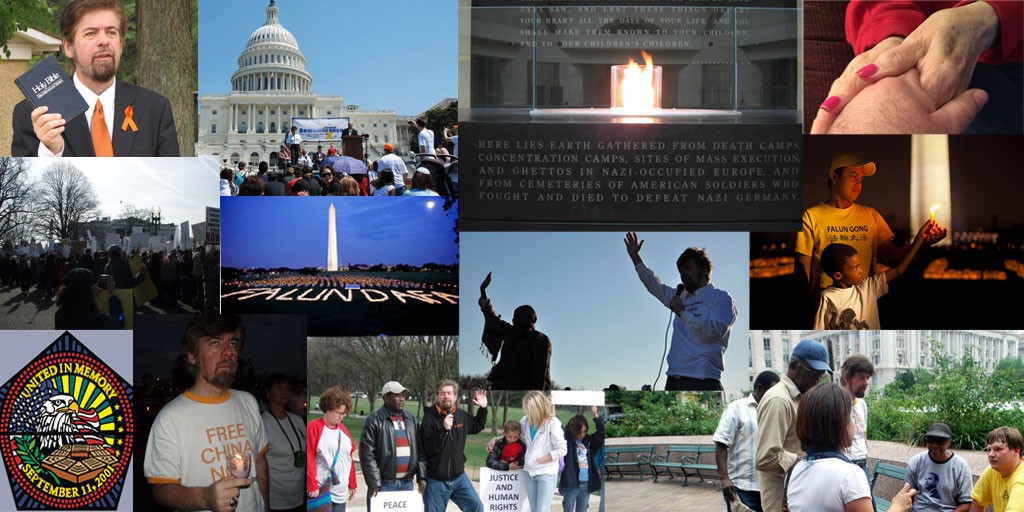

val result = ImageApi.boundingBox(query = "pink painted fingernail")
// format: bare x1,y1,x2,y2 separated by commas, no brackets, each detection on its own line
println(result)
855,63,878,78
820,96,840,111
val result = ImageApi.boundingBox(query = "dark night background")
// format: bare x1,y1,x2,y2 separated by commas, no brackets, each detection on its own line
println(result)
752,135,1024,329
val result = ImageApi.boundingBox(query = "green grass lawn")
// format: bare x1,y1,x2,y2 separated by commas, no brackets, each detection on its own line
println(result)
309,397,597,476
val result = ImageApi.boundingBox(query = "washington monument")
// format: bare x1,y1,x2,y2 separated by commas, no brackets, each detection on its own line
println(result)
327,204,338,271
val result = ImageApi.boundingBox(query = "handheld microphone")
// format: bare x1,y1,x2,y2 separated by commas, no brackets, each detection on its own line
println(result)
676,284,685,296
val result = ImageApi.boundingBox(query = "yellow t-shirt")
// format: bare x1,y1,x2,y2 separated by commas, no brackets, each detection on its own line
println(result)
795,202,895,290
971,460,1024,512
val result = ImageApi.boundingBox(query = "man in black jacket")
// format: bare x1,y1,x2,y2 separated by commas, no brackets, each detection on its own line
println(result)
420,380,487,512
360,381,426,509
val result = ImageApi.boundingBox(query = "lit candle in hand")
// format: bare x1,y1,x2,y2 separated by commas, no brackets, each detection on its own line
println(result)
229,452,251,479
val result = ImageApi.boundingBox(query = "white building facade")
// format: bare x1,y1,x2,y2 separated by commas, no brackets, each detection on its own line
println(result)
749,330,1022,389
196,1,404,166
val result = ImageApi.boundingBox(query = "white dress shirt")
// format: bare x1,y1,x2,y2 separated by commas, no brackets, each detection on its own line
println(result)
39,73,116,157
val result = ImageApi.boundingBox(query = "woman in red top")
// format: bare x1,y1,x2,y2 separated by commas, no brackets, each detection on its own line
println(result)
306,386,357,512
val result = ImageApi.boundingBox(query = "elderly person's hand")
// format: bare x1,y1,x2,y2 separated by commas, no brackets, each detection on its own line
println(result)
860,2,999,106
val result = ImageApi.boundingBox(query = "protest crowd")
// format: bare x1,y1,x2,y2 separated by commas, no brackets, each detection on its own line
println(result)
219,119,457,199
0,244,220,327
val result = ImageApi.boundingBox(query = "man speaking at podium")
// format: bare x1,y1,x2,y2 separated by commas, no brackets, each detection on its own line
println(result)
625,232,738,392
11,0,179,157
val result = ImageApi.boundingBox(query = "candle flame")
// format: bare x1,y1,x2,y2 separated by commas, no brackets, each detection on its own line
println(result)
930,204,939,220
621,51,656,112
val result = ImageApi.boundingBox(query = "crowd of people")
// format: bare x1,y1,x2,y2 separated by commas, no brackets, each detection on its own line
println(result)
0,244,219,327
220,119,459,199
713,338,1023,512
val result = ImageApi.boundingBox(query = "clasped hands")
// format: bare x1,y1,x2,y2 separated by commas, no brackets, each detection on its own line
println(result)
812,2,999,134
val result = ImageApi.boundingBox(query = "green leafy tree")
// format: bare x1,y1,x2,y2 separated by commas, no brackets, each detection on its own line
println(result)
991,357,1024,400
869,340,1024,450
605,390,723,437
423,100,458,152
0,0,54,58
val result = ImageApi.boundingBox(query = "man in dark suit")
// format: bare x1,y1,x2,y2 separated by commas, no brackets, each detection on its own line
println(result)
341,122,358,137
11,0,178,157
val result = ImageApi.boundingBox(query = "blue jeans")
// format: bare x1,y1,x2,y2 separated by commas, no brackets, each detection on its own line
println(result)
424,473,482,512
523,473,556,512
367,476,414,510
562,482,590,512
723,487,762,512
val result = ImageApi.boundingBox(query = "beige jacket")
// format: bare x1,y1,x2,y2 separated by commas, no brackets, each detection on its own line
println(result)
755,375,802,512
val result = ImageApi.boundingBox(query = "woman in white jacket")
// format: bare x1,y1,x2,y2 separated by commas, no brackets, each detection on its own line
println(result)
519,391,568,512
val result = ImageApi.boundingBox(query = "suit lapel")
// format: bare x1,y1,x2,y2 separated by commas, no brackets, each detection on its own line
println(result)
112,83,136,157
63,113,96,157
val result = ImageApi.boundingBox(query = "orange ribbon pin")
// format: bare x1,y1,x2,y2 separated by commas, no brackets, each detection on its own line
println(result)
121,106,138,132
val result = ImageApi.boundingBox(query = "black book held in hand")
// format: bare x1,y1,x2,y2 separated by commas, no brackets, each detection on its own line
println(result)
14,55,88,122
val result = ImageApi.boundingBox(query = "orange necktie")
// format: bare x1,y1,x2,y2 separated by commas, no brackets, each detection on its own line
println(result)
91,100,114,157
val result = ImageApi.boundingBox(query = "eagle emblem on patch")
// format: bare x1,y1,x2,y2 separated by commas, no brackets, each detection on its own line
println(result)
0,332,133,509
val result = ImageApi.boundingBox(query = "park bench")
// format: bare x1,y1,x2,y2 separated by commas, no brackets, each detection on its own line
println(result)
604,445,654,480
871,460,907,512
650,444,719,485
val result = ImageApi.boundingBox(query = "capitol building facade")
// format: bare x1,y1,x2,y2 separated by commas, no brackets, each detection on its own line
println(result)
196,1,407,166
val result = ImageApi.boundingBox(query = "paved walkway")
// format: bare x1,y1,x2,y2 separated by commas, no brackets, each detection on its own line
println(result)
607,477,723,512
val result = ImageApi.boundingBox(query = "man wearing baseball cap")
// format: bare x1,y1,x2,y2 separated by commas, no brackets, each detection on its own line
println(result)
904,422,974,512
795,152,946,318
377,142,408,194
359,381,427,509
756,339,832,512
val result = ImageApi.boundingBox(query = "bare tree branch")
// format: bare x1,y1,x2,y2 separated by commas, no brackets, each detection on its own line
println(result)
35,161,99,241
0,158,37,246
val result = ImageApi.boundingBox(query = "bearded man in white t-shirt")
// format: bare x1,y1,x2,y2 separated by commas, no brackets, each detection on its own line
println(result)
145,315,270,512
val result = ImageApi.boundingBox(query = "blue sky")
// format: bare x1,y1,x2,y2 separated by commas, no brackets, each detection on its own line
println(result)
459,232,751,397
198,0,457,115
221,197,458,268
26,157,218,228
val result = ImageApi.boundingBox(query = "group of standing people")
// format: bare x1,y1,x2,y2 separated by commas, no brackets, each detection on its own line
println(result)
220,146,444,198
712,338,1023,512
1,243,218,328
307,380,606,512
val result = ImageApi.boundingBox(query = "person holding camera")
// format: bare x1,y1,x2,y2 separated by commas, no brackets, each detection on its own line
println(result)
262,374,306,512
54,267,124,330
